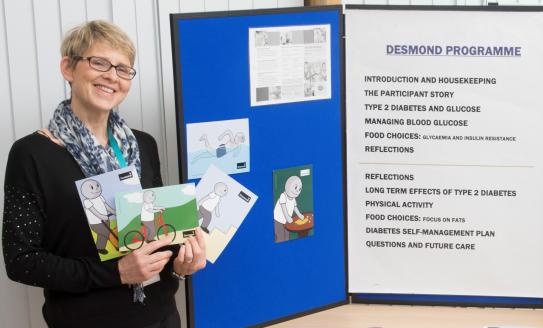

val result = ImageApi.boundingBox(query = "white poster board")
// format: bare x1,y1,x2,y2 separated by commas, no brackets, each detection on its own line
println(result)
248,24,332,106
345,8,543,298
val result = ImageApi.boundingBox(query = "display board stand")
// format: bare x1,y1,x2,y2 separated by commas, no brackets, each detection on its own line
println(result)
171,6,346,328
171,5,543,328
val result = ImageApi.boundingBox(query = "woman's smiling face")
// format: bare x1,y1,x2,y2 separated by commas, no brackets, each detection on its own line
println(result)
61,41,132,114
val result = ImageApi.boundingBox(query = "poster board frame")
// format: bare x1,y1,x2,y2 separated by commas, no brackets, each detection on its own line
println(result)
345,4,543,309
170,6,348,327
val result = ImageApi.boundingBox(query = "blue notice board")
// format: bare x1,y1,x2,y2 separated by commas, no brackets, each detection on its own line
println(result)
171,7,347,328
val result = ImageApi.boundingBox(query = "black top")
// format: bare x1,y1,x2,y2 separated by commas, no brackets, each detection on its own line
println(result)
2,130,179,328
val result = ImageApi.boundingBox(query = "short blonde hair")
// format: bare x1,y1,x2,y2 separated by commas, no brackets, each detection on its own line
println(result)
61,20,135,68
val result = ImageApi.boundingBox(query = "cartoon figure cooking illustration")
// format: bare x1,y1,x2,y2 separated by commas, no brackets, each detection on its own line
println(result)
273,176,305,243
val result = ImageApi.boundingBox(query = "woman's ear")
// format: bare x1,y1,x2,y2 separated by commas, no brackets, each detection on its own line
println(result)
60,56,74,83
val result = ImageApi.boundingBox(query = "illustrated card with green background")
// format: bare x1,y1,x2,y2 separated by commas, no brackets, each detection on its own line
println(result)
116,184,199,252
75,166,141,261
272,164,314,243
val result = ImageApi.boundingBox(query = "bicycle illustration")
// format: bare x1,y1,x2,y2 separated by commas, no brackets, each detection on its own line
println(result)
123,210,176,251
102,213,119,249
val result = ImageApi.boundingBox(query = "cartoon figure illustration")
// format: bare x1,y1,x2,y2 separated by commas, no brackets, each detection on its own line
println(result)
305,61,327,83
280,31,292,45
270,86,282,100
319,62,327,82
304,62,316,97
255,31,270,47
191,130,246,164
80,179,118,254
119,184,198,251
273,176,305,243
304,62,327,97
304,61,311,81
198,182,228,234
140,190,165,242
304,83,315,97
314,28,326,43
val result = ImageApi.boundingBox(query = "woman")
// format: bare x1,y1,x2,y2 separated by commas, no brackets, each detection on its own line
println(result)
2,20,205,328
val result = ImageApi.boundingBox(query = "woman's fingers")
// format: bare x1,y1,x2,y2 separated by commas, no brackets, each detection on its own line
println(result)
137,237,171,255
177,242,186,263
183,240,194,264
173,230,207,276
148,258,171,274
147,250,173,264
187,237,200,259
194,227,206,251
191,229,207,269
118,239,174,284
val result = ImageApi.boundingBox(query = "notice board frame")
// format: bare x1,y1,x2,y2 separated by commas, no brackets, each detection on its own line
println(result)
171,6,348,327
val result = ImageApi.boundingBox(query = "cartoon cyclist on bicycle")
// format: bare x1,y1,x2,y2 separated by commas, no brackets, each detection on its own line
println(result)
141,190,165,242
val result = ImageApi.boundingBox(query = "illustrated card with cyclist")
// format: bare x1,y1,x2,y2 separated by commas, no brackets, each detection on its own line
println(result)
115,184,199,252
75,166,141,261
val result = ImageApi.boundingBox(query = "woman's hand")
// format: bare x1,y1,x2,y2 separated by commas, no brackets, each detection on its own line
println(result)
173,228,206,276
118,237,173,284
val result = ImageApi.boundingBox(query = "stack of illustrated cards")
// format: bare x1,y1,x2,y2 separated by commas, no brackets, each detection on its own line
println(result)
116,184,199,252
75,166,141,261
196,164,258,263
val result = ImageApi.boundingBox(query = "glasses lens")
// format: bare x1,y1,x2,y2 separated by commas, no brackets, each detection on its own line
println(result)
87,56,135,80
89,57,111,72
116,66,136,80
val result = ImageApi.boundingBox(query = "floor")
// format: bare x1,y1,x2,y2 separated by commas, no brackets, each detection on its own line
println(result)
269,304,543,328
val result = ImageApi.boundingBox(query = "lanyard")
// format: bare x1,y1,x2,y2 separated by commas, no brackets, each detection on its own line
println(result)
107,127,127,168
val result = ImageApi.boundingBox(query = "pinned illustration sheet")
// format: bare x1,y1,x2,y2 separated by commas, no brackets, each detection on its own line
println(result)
196,165,258,263
75,166,141,261
273,164,314,243
115,184,199,252
186,118,250,179
249,25,332,106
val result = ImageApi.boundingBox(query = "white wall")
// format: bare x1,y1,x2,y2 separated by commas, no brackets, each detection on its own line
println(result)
0,1,301,327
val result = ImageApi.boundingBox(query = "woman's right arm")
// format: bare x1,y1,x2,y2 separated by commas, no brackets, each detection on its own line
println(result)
2,139,122,293
3,184,123,292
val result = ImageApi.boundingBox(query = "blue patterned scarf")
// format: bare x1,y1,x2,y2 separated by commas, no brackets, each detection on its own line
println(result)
48,99,141,177
49,99,146,303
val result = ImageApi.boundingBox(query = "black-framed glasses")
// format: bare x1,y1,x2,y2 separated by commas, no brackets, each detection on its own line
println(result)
74,56,136,80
